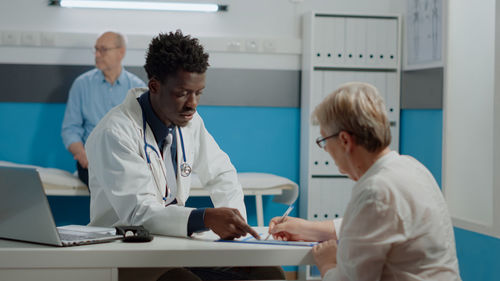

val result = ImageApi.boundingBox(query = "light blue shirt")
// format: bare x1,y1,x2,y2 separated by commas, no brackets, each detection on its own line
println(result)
61,68,146,148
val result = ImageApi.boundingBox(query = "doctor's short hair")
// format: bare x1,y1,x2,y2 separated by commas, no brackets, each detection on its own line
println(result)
312,82,391,152
144,30,209,82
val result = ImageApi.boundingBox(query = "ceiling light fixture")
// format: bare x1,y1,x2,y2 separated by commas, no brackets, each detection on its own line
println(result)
49,0,228,13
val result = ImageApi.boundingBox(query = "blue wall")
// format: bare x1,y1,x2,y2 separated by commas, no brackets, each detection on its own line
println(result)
2,102,500,280
400,109,500,281
0,102,300,226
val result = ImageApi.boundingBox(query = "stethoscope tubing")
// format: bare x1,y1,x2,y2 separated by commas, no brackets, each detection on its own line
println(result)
141,107,190,177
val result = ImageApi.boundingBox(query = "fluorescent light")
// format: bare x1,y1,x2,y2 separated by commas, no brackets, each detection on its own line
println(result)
51,0,228,13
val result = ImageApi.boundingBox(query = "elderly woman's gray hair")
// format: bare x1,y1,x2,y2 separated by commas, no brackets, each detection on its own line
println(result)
312,82,391,152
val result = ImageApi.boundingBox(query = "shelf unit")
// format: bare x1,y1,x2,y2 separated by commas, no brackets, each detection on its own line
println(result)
299,11,401,280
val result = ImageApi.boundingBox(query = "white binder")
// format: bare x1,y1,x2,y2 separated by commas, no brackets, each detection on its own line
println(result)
331,17,346,67
313,17,330,67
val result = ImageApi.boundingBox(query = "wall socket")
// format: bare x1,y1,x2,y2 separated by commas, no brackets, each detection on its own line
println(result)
263,39,276,53
40,32,56,46
245,39,259,52
226,40,241,52
21,32,40,46
1,31,20,46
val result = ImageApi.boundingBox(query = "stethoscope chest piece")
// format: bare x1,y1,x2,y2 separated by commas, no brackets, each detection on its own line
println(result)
177,126,191,177
180,162,192,177
142,106,192,178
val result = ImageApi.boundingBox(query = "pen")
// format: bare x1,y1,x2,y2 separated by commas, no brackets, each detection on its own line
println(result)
265,204,294,240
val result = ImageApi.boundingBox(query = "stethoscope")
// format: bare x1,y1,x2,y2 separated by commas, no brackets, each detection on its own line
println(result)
142,108,192,177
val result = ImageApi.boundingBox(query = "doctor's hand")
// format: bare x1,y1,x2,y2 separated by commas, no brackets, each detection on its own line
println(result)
204,207,260,240
312,239,338,277
68,142,88,169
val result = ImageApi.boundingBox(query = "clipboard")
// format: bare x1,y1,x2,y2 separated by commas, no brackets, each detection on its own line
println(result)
217,233,317,247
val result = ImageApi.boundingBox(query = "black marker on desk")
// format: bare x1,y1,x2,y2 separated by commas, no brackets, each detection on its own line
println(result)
265,205,294,240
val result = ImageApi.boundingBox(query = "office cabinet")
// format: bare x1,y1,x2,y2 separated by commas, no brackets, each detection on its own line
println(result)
300,12,401,280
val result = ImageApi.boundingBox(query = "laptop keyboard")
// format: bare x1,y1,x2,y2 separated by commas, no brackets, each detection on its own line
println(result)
58,229,121,246
59,231,107,241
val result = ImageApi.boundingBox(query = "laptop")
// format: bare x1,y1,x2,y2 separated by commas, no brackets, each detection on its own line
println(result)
0,166,122,246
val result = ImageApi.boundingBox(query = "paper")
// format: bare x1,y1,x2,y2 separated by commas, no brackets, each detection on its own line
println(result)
216,231,317,247
191,227,316,247
219,235,317,247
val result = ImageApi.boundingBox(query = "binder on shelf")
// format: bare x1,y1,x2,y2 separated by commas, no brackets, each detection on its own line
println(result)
344,18,356,67
344,18,367,67
323,17,335,67
365,18,380,67
313,17,330,67
384,19,399,68
354,18,367,66
331,17,346,67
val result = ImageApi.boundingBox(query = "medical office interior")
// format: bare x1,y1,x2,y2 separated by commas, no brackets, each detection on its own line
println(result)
0,0,499,280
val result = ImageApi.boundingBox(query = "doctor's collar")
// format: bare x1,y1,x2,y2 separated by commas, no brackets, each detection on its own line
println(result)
137,91,176,146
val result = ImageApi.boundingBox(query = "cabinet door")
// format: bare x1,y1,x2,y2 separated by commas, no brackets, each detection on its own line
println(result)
1,269,116,281
320,177,355,220
309,177,354,221
308,179,322,221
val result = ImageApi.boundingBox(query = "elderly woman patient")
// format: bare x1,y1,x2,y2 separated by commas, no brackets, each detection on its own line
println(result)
268,82,461,280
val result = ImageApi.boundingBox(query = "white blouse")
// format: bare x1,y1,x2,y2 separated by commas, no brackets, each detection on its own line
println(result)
325,151,461,281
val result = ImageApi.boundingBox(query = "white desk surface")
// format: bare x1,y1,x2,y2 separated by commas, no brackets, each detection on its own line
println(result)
0,230,314,269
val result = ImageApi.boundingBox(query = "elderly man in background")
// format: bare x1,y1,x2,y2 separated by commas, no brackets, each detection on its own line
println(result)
61,31,146,185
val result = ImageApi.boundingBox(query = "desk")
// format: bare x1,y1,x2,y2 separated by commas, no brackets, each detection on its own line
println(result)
0,228,314,281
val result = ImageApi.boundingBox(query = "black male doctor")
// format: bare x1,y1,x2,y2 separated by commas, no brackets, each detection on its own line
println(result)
86,31,259,240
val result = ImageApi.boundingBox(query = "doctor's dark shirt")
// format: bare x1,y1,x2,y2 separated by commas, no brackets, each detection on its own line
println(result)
61,68,146,148
137,91,207,236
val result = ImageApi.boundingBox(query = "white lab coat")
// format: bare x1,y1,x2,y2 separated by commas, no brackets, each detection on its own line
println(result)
85,88,246,237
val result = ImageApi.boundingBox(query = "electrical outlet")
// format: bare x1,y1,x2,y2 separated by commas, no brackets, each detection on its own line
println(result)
21,32,40,46
245,39,259,52
40,32,56,46
1,31,20,46
226,40,241,52
263,39,276,53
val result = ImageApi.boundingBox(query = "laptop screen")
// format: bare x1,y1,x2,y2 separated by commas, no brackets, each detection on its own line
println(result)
0,166,65,246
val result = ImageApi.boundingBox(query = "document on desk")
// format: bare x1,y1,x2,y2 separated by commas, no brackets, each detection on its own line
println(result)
192,229,317,247
218,234,317,247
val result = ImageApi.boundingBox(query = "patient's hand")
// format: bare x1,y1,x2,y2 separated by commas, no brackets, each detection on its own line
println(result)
312,239,338,277
268,216,311,241
69,142,88,168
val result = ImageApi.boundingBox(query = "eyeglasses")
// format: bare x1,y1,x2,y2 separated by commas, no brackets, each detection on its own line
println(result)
93,46,120,54
316,132,340,149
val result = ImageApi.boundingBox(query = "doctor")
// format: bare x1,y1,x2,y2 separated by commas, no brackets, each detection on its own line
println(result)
86,31,284,281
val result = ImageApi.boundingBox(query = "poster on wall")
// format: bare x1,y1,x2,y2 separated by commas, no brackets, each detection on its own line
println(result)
404,0,444,70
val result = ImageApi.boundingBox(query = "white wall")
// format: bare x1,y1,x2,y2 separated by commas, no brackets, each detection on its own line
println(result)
443,0,500,238
0,0,401,37
0,0,402,69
